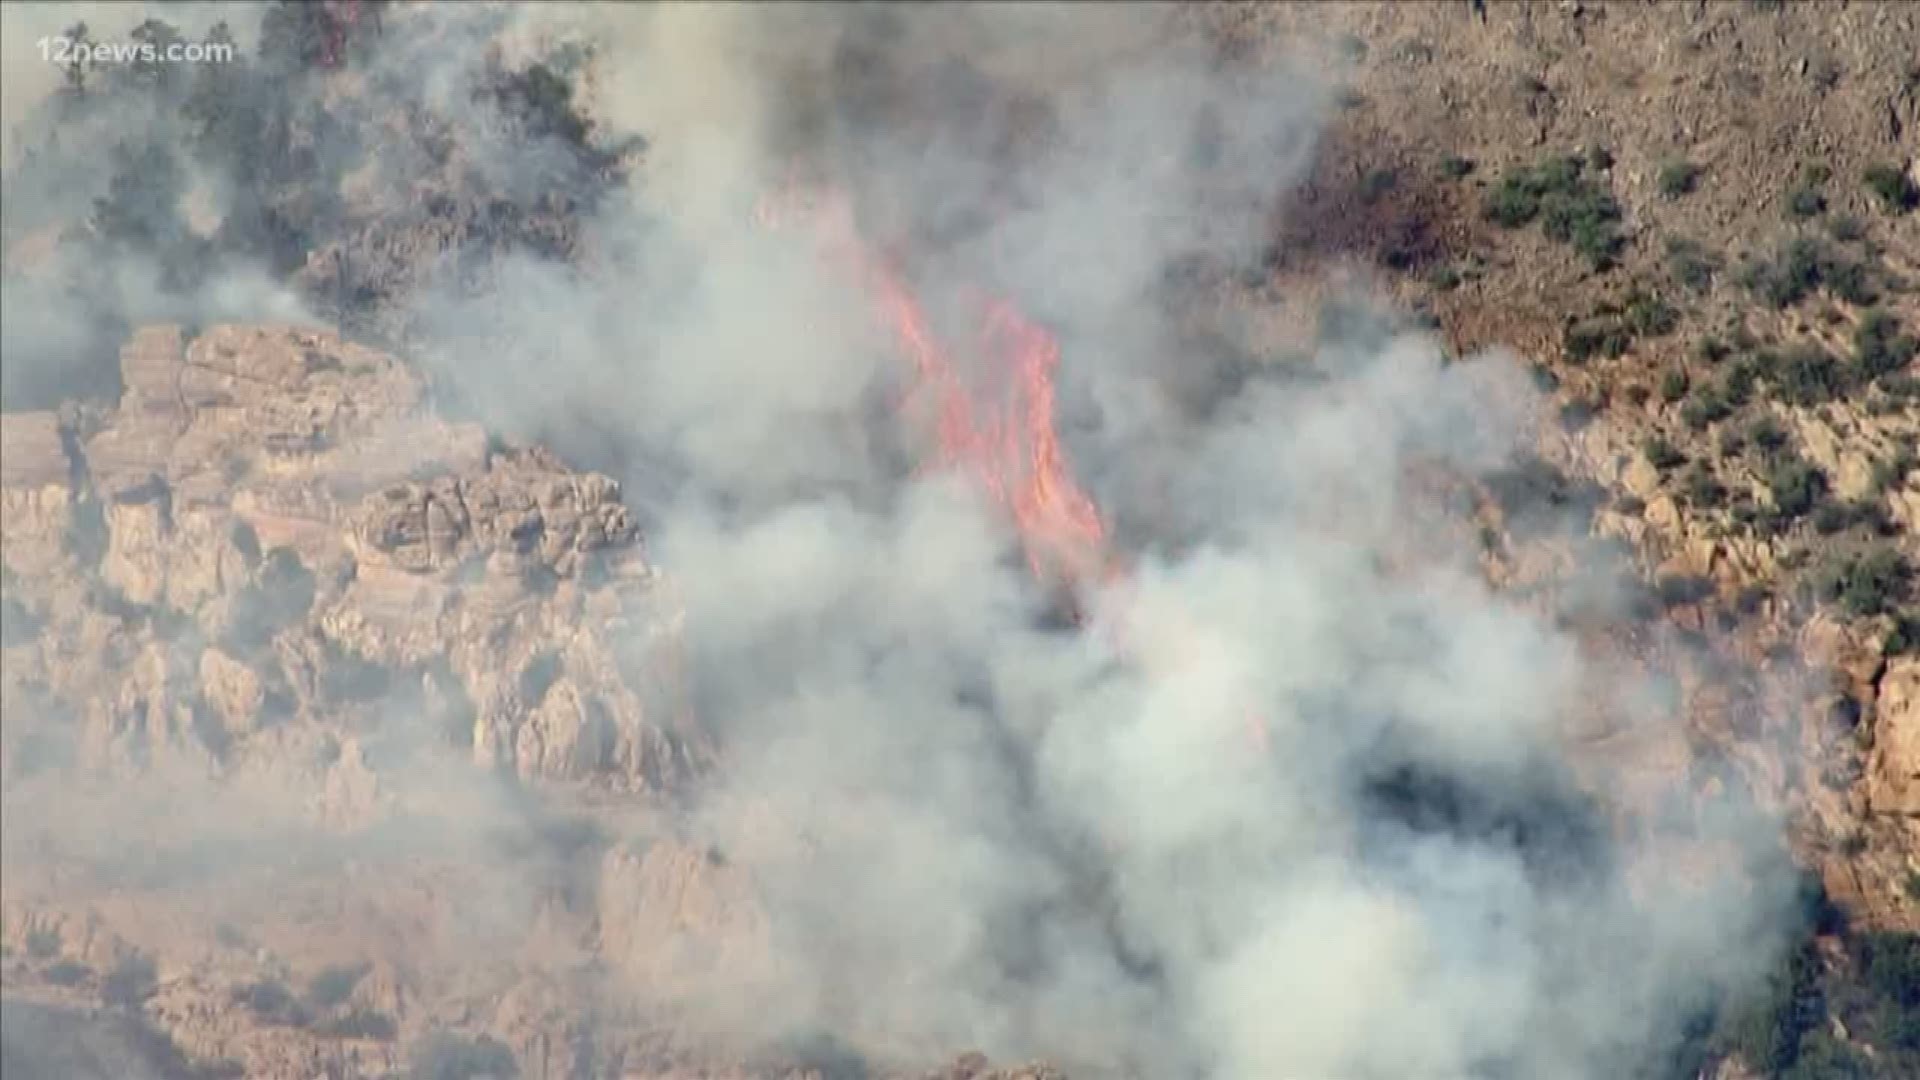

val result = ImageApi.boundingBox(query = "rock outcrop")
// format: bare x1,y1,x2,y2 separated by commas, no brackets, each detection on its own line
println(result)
1870,658,1920,816
1,323,701,792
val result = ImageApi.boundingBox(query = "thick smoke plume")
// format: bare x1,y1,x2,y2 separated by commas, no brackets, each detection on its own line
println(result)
1,4,1802,1078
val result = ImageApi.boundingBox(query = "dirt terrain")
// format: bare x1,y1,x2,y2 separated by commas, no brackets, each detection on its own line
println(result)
2,2,1918,1079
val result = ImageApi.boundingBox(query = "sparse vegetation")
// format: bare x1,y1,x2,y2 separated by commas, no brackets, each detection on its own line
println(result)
1625,291,1680,337
306,963,369,1010
235,978,307,1025
409,1030,521,1080
1659,368,1690,403
1747,416,1790,455
1657,572,1716,607
1738,238,1826,309
1681,382,1735,430
1483,153,1624,269
1766,456,1828,519
1872,447,1917,494
1863,163,1920,213
1775,344,1848,406
1828,214,1867,242
1658,158,1702,199
1563,315,1633,362
1644,436,1687,471
1888,615,1920,657
1813,546,1914,618
103,951,158,1008
1852,309,1919,381
1666,237,1719,293
1695,335,1731,363
1359,167,1398,204
317,1009,398,1040
1786,185,1827,218
1682,463,1729,508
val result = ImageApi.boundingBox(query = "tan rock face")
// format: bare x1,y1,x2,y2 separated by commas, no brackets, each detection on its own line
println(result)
200,647,266,736
0,412,76,579
1869,659,1920,816
1,323,697,793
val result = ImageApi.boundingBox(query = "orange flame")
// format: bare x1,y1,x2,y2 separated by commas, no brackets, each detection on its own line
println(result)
756,180,1113,590
757,177,1266,755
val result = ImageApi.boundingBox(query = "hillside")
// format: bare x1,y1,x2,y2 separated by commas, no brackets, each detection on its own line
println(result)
2,3,1918,1079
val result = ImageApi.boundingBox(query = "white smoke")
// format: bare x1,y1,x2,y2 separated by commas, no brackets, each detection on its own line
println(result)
0,4,1801,1077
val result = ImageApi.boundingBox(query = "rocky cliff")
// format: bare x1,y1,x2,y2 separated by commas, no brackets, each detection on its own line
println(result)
1,323,703,795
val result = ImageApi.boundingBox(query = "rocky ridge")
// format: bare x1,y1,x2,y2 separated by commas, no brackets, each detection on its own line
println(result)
1,322,703,795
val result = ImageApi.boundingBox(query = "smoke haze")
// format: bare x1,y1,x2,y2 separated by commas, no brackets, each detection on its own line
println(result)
1,4,1803,1078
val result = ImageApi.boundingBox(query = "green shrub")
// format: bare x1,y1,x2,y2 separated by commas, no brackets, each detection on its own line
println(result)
1682,464,1728,508
1626,291,1680,336
1681,386,1733,430
1657,158,1702,198
1659,367,1690,402
1484,180,1540,228
1812,502,1855,535
1694,335,1730,362
1359,168,1398,204
1563,317,1632,362
1814,546,1913,618
1776,344,1851,406
1828,214,1866,242
1428,265,1462,292
1644,436,1687,470
1872,447,1917,493
1863,164,1920,213
1739,238,1827,309
1823,257,1878,305
1561,204,1625,270
1722,358,1760,406
1483,154,1623,268
1849,931,1920,1007
1785,186,1827,218
1666,237,1719,293
1767,457,1828,518
1853,309,1919,381
1440,154,1475,179
1887,614,1920,656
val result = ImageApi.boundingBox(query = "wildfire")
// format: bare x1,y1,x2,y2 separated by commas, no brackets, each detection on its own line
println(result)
756,176,1268,756
754,181,1115,592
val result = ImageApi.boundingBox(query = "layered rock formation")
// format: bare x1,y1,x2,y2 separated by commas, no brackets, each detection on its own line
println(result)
0,322,703,793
